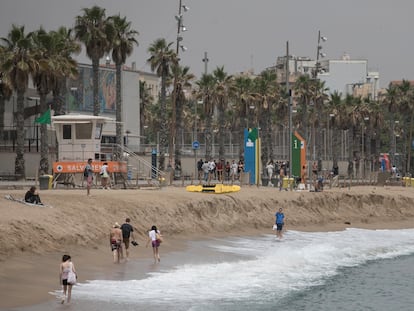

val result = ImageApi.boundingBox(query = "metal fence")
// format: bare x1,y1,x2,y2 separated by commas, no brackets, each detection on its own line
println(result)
0,126,352,162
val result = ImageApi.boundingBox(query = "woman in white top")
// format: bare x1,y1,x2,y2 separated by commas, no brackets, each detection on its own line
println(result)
59,254,76,304
146,225,162,263
100,162,110,189
266,160,274,179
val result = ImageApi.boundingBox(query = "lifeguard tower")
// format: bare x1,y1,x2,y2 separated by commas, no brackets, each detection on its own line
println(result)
51,114,127,187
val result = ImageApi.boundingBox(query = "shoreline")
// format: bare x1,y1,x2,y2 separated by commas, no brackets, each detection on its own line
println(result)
1,186,414,308
2,222,414,309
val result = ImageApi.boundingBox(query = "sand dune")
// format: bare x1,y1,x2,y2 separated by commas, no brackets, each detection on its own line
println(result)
1,185,414,261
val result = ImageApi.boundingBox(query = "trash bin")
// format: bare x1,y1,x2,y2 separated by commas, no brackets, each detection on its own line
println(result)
403,176,410,187
282,177,294,189
261,177,269,187
39,174,53,190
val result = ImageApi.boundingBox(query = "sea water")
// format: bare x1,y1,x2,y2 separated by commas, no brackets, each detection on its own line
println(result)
16,228,414,311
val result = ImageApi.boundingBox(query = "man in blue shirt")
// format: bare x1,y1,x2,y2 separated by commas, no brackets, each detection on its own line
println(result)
275,208,285,239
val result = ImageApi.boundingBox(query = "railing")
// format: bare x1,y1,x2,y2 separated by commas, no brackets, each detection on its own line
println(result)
119,144,167,187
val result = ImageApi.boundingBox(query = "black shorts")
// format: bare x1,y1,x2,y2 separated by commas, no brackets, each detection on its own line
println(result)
276,223,284,231
111,240,122,251
62,279,68,286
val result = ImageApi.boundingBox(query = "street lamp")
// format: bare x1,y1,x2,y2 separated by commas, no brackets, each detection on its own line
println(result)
286,41,293,178
170,0,189,167
313,30,327,79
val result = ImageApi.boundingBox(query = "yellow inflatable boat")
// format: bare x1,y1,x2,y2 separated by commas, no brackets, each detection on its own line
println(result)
186,183,241,194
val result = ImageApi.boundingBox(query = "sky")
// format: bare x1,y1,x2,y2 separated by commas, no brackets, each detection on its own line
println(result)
0,0,413,88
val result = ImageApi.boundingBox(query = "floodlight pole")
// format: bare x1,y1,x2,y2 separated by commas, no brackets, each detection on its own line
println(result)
286,41,293,182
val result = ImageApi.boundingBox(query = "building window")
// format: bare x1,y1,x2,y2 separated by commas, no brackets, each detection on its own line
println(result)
95,123,102,139
63,125,72,139
75,123,92,139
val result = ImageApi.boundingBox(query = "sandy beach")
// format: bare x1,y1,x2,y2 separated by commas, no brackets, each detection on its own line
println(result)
1,185,414,309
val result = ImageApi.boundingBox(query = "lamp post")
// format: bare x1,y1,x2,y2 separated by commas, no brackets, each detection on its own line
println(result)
170,0,189,167
313,30,327,79
286,41,293,179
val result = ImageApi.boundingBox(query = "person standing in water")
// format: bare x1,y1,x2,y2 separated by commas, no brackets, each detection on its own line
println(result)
59,254,77,304
146,225,162,263
120,218,136,260
275,208,285,239
109,222,123,263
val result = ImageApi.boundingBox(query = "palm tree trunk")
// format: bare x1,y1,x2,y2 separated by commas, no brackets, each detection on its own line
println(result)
15,91,25,179
39,93,49,174
158,67,168,171
218,102,225,161
53,78,66,116
259,108,268,169
406,109,414,173
239,100,247,160
266,109,274,161
115,63,123,149
92,57,100,116
0,97,5,141
205,114,213,161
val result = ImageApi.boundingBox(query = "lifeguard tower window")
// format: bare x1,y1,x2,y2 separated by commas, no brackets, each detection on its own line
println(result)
63,125,71,139
76,123,92,139
95,124,102,139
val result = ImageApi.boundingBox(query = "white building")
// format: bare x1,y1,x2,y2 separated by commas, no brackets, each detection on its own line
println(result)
318,54,380,99
273,53,380,100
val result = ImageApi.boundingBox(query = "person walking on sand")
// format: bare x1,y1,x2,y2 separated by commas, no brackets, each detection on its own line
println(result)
85,158,94,196
146,225,162,263
59,254,77,304
109,222,123,263
120,218,136,260
100,162,110,189
275,208,285,239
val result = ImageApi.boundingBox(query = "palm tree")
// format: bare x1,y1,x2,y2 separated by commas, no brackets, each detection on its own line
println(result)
195,73,215,161
147,38,177,171
312,79,329,168
139,81,154,144
0,71,13,141
109,14,138,151
32,27,55,174
253,70,279,168
50,27,80,116
397,80,414,173
75,5,114,116
170,64,195,167
294,75,314,144
212,66,233,162
364,98,384,172
233,76,255,159
0,25,38,179
326,91,342,164
383,83,402,169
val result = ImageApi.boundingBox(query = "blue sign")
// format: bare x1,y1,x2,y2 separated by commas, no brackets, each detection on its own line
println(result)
192,140,200,150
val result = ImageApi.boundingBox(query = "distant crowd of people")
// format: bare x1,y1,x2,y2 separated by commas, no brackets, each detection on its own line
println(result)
197,158,245,183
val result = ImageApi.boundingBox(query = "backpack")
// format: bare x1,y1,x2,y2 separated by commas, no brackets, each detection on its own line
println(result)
83,166,88,177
